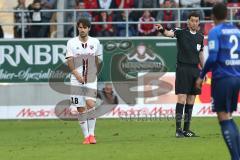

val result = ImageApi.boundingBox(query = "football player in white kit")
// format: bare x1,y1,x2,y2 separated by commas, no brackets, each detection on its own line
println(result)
66,18,101,144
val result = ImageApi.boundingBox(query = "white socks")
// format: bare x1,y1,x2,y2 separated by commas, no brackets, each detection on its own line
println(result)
88,118,96,136
78,113,96,137
79,119,96,137
79,120,89,138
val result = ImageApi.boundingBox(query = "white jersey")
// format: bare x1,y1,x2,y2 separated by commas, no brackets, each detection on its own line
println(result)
66,36,101,84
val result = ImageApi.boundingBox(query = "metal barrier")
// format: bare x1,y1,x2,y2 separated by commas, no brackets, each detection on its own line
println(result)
0,7,239,38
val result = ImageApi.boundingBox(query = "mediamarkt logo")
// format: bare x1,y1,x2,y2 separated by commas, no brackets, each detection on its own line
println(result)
119,44,165,77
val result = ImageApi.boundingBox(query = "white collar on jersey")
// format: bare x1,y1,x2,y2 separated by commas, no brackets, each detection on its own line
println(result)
190,30,197,34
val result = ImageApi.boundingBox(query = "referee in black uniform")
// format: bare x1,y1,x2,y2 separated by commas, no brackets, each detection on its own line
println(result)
156,12,204,137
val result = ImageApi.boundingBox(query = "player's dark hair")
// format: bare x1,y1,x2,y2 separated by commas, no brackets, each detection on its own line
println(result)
212,3,227,20
77,18,91,28
188,12,200,20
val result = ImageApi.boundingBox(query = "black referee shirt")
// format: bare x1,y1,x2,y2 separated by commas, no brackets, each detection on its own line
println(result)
173,28,204,65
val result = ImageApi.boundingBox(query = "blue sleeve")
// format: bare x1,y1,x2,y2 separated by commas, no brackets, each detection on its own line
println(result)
200,28,219,79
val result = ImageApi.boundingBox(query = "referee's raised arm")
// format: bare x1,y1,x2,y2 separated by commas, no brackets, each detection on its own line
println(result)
155,24,175,37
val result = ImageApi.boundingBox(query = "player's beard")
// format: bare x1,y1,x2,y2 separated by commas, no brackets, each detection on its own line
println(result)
80,32,88,38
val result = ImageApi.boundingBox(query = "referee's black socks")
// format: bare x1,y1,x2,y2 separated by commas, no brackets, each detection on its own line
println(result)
175,103,184,131
183,104,193,131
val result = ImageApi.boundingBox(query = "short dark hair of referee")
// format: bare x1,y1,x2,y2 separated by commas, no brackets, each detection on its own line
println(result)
155,12,204,138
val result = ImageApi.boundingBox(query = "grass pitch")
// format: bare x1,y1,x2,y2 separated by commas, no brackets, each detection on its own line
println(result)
0,117,238,160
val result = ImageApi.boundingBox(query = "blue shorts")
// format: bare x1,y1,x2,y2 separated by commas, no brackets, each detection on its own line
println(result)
211,77,240,113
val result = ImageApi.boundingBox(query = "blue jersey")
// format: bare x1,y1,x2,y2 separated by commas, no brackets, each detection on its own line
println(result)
200,23,240,79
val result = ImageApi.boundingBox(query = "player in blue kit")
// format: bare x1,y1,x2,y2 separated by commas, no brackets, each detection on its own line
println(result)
196,3,240,160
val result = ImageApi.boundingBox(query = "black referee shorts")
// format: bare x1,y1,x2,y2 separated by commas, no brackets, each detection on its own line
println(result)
175,63,201,95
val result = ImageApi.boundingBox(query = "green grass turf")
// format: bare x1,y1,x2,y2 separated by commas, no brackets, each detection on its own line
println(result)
0,117,239,160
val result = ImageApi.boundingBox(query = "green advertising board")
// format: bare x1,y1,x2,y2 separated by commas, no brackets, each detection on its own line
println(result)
0,39,177,83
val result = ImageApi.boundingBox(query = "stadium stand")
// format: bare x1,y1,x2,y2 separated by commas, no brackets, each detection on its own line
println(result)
0,0,239,38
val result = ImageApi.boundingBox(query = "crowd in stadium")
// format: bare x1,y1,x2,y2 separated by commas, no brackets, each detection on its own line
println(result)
13,0,240,38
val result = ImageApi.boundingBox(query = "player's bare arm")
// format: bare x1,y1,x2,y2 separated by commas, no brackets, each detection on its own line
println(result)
196,51,205,89
199,51,204,69
195,77,203,90
67,56,84,84
95,55,100,74
155,24,174,37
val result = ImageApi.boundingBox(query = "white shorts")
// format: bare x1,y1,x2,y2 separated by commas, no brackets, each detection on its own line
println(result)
70,78,97,108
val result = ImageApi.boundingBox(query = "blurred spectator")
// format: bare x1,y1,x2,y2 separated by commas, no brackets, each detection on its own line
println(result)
121,9,139,36
14,0,31,38
159,0,179,7
84,0,99,17
137,0,158,8
75,1,92,21
113,11,135,36
227,0,239,3
115,0,136,8
228,2,240,28
38,0,57,37
0,25,4,38
156,0,178,30
201,0,217,20
97,0,117,19
113,0,137,36
97,83,119,105
84,0,99,9
233,7,240,28
66,0,92,37
138,10,156,36
180,0,202,7
114,11,127,36
28,0,42,37
180,0,204,30
86,0,117,36
137,0,158,17
180,0,205,20
94,11,115,36
98,0,117,9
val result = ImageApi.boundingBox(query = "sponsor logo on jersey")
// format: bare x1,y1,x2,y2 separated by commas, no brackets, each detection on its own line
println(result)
208,40,215,50
197,44,201,51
